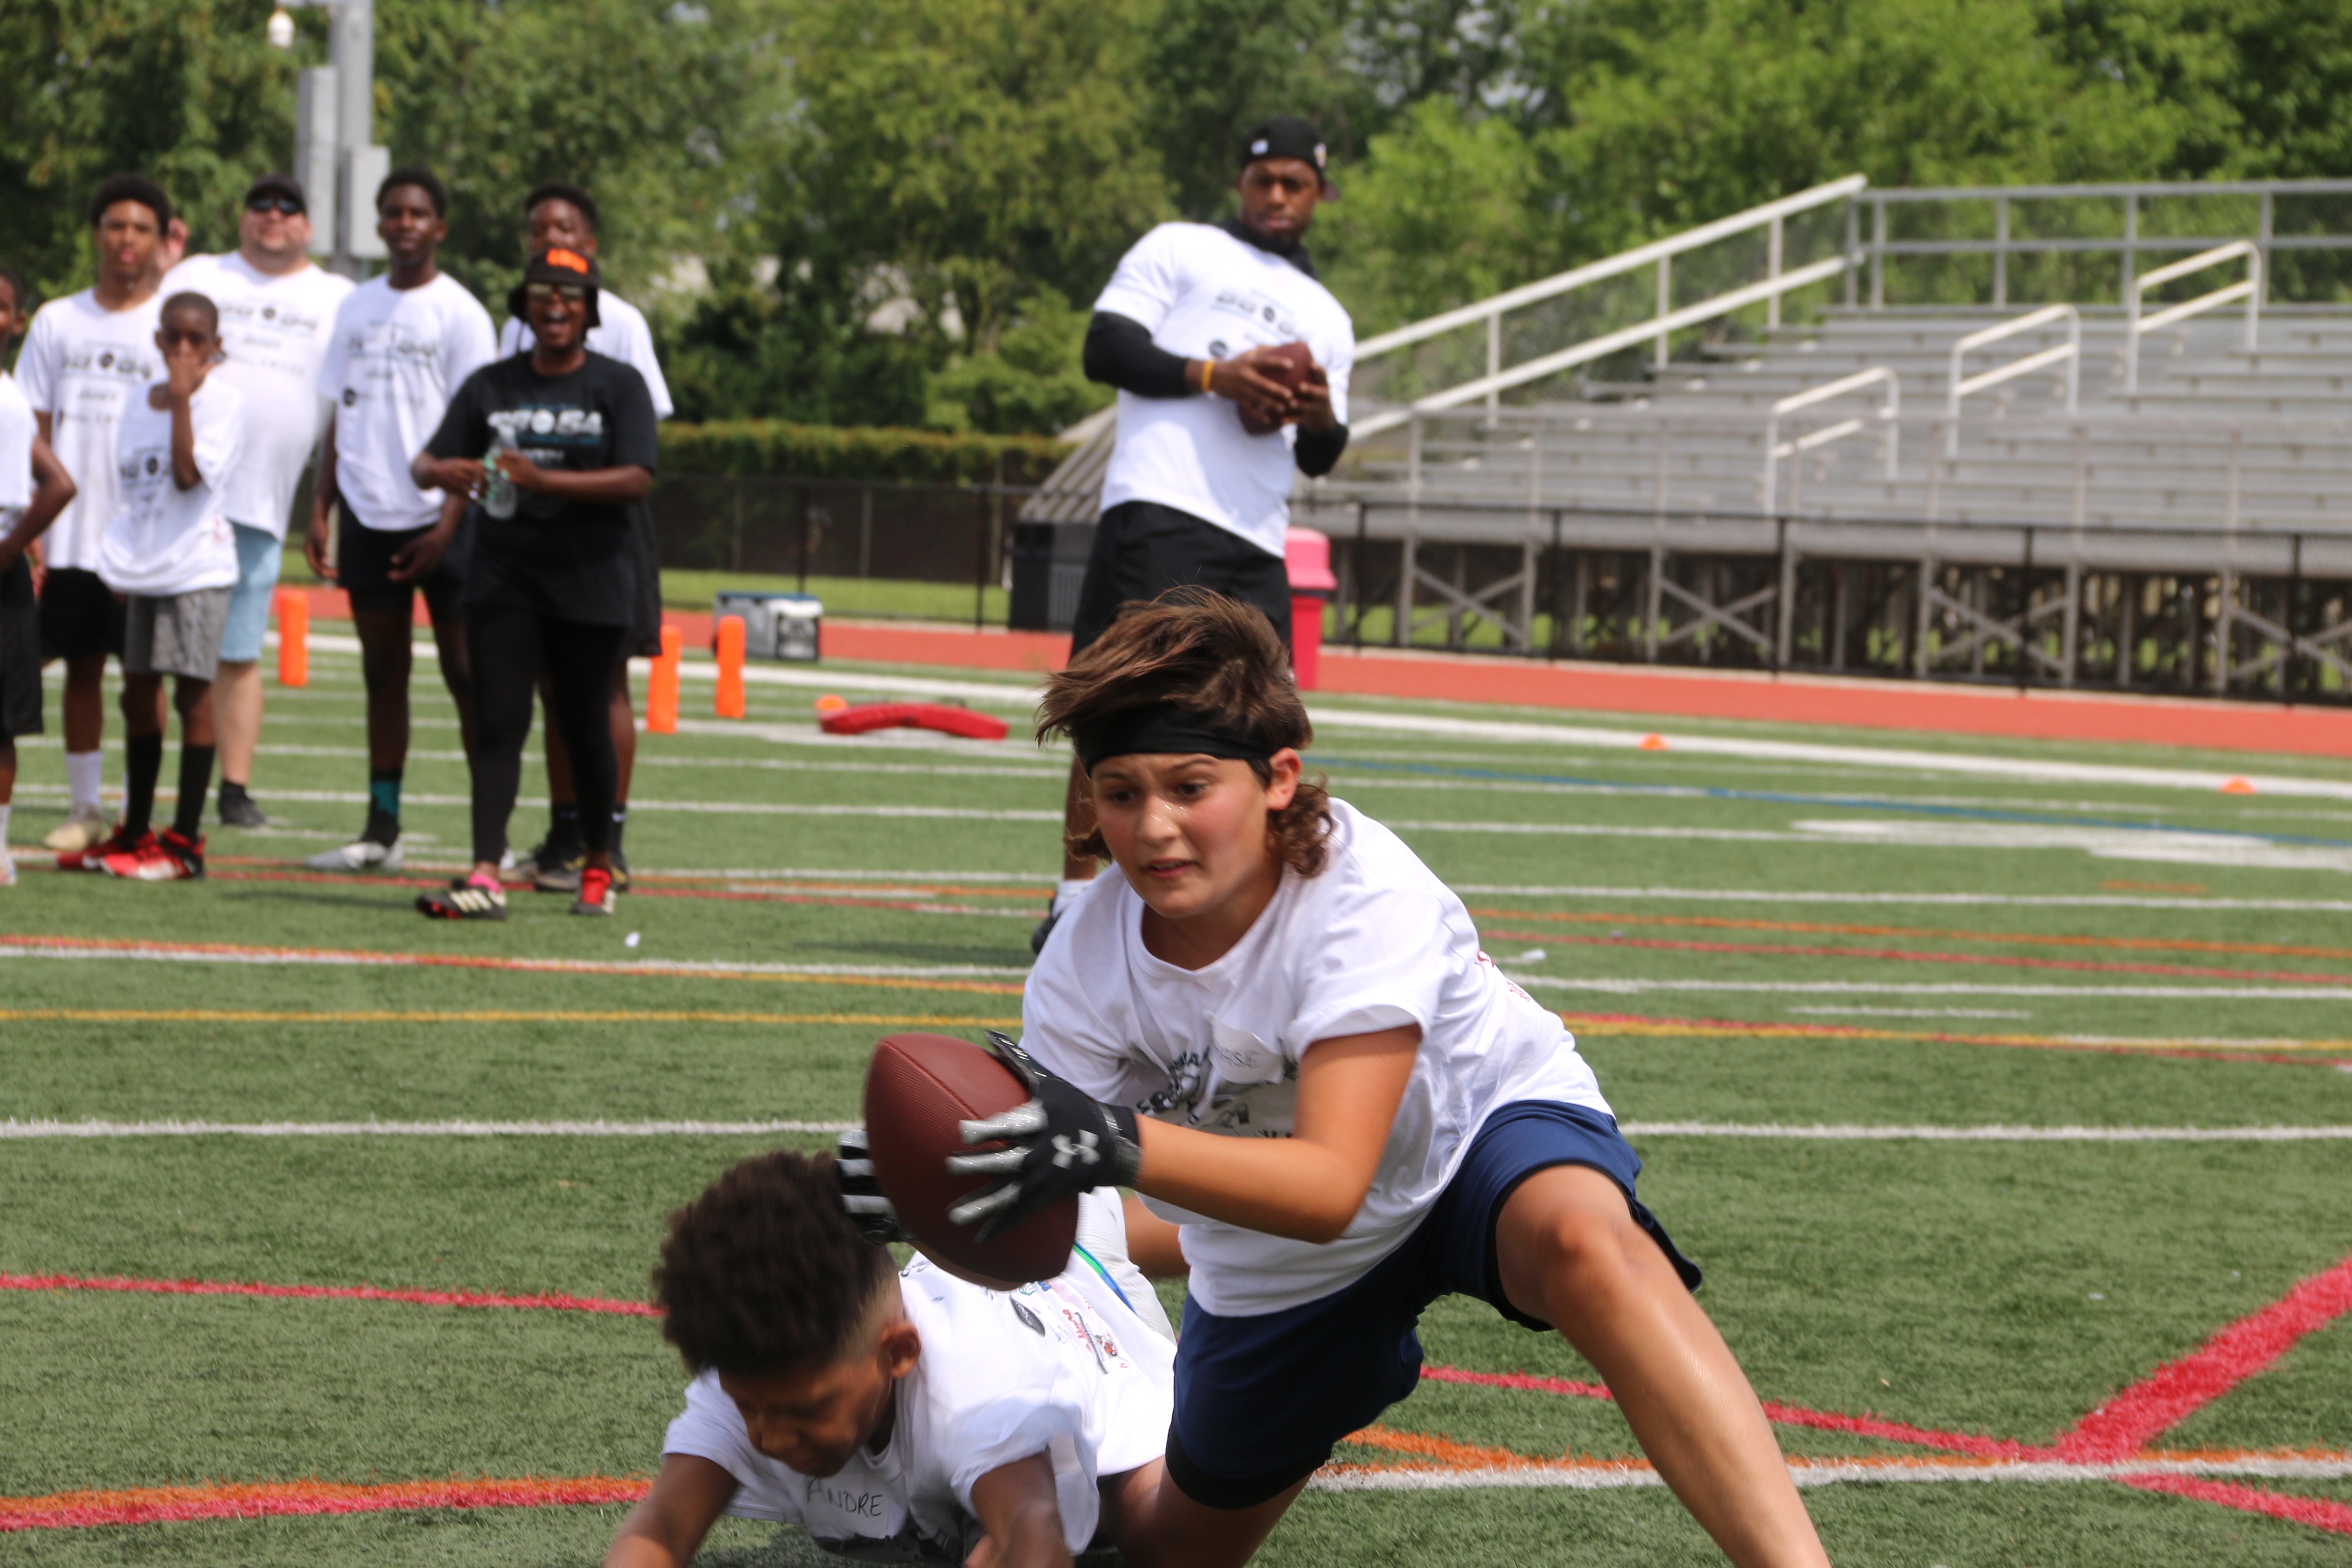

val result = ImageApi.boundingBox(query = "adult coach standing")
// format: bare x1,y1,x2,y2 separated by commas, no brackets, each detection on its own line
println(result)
18,175,171,853
303,168,496,873
165,173,354,828
1034,117,1353,952
494,183,674,894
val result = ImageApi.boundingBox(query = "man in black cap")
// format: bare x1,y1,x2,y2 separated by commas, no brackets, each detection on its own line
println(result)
1032,116,1355,952
165,174,355,827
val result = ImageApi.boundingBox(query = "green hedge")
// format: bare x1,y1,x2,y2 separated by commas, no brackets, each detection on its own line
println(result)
659,421,1072,485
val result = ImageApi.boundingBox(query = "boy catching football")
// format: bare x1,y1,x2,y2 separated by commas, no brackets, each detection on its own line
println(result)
605,1150,1174,1568
944,589,1832,1568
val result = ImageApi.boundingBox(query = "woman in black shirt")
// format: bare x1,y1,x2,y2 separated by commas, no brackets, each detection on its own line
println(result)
410,247,658,919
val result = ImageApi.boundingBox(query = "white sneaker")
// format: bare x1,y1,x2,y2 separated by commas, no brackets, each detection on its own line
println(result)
0,851,16,887
304,837,403,872
43,803,108,853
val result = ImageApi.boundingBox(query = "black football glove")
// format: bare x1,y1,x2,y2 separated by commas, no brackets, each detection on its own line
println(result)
833,1126,913,1245
945,1032,1142,1242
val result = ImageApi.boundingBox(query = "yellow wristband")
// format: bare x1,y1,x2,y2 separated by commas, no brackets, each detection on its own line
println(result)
1199,358,1215,395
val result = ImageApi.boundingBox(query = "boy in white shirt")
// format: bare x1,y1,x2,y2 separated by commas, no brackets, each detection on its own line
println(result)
944,590,1831,1568
164,172,355,828
16,175,171,853
65,292,245,881
0,265,82,884
606,1150,1175,1568
303,166,497,873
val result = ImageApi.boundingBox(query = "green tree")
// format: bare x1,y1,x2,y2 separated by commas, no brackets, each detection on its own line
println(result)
922,291,1110,435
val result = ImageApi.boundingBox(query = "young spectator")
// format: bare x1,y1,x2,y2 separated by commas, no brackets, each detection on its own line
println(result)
0,267,80,883
165,173,354,828
1034,118,1354,954
17,175,171,853
497,181,674,894
410,248,655,920
303,168,497,872
66,292,244,880
951,592,1832,1568
604,1151,1173,1568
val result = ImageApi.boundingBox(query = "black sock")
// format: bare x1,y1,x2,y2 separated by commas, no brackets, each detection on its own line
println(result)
366,767,403,845
551,802,583,849
609,807,626,854
219,779,251,805
122,732,164,837
173,744,216,840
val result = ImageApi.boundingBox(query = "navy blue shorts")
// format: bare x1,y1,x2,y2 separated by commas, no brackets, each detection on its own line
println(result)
1163,1101,1701,1510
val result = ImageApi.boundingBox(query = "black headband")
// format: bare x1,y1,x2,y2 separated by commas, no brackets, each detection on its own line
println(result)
1073,701,1273,772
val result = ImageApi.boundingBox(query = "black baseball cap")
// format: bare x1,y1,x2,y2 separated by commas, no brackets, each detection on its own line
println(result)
1239,117,1329,179
244,172,306,213
508,245,603,329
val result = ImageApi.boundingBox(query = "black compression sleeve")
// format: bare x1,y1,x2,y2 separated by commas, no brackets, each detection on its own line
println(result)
1294,422,1350,477
1083,312,1194,399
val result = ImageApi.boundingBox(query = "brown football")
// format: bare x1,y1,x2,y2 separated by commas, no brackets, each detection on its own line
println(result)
862,1032,1078,1288
1238,341,1315,435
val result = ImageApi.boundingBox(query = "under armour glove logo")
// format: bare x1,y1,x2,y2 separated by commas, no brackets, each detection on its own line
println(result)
1051,1131,1101,1169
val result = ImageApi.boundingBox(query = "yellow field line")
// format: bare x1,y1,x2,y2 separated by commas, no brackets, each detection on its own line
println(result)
0,1009,1019,1027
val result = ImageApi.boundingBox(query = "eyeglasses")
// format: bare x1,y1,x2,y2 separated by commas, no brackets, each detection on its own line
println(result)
246,195,303,217
525,282,588,304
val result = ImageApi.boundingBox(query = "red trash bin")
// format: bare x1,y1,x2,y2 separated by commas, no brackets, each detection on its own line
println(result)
1284,527,1337,690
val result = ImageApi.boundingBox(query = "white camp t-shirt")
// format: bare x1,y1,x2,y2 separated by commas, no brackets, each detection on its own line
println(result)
662,1203,1174,1560
317,272,496,531
1093,222,1354,558
14,289,166,571
163,252,354,538
498,290,674,419
0,372,33,516
1023,799,1608,1318
95,380,245,596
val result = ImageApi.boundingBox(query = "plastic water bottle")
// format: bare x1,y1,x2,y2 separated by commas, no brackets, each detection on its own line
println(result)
483,429,519,519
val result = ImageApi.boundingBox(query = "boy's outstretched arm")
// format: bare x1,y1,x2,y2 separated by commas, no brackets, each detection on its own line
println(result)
965,1453,1072,1568
604,1454,738,1568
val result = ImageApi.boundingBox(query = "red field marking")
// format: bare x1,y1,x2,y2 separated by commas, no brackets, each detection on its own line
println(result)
1,1271,658,1318
202,865,1027,919
0,933,1027,997
0,1475,650,1532
2057,1251,2352,1461
1422,1366,2041,1460
1483,928,2352,987
2118,1473,2352,1537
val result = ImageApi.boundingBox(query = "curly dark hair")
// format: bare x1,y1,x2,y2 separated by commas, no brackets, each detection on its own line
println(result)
88,174,172,232
524,181,600,235
1038,587,1334,876
653,1150,897,1377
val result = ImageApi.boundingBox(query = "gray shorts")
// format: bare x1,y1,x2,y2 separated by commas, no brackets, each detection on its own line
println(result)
125,586,234,680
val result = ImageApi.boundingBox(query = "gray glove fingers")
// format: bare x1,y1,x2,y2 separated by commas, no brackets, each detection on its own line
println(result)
836,1155,877,1179
837,1126,870,1153
946,1182,1020,1228
841,1193,897,1216
945,1148,1026,1177
960,1103,1047,1144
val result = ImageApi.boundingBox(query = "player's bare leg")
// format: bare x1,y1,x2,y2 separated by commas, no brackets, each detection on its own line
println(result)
62,652,109,755
1495,1164,1830,1568
214,658,262,793
1118,1469,1308,1568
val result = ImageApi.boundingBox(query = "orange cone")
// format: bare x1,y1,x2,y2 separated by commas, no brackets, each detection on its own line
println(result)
648,625,681,735
1638,733,1669,751
715,615,747,719
276,589,309,688
2220,777,2257,795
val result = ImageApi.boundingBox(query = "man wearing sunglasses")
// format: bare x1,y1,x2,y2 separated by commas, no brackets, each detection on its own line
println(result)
164,174,354,829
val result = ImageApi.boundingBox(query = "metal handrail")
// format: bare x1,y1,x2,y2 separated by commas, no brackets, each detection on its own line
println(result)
1761,368,1899,513
1351,176,1867,437
1945,304,2079,456
2125,242,2262,392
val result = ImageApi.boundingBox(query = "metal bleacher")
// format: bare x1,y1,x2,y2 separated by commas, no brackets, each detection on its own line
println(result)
1025,177,2352,700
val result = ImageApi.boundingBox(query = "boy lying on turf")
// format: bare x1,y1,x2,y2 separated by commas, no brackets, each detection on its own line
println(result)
946,589,1832,1568
604,1150,1175,1568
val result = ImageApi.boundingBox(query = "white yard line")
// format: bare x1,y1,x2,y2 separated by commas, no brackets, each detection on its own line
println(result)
0,946,1031,980
3,785,1057,820
1616,1122,2352,1141
1510,976,2352,1001
1312,1452,2352,1492
1455,885,2352,912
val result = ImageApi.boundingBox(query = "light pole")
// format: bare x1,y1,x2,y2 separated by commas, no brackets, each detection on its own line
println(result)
270,0,388,274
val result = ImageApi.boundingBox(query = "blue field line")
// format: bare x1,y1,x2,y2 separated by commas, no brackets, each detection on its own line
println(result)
1308,754,2352,851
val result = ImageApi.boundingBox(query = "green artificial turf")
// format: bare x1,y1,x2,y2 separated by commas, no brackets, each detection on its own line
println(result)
5,642,2352,1564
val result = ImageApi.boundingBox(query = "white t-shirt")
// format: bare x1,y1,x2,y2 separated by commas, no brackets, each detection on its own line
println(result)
317,272,496,531
95,380,246,596
498,289,674,419
1023,799,1608,1318
662,1195,1175,1561
163,252,355,538
1093,222,1354,558
0,372,34,516
14,289,166,571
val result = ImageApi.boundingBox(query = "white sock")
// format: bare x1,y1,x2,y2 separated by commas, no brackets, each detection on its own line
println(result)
65,751,104,812
1052,877,1093,916
0,802,11,846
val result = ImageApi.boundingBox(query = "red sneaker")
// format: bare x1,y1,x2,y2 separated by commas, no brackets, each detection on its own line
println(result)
570,864,616,916
99,830,202,880
59,824,140,872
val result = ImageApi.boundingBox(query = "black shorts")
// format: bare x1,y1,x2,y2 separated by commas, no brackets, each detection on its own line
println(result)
1,558,42,742
1069,501,1292,656
36,565,126,663
339,513,470,620
625,496,663,660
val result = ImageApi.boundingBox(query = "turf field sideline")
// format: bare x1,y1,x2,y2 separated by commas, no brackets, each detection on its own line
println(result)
4,646,2350,1565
